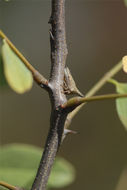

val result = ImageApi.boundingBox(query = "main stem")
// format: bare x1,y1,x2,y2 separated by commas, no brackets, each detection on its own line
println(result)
31,0,68,190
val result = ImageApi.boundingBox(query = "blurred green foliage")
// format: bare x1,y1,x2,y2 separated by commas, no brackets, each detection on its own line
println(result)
124,0,127,7
109,79,127,130
0,144,75,190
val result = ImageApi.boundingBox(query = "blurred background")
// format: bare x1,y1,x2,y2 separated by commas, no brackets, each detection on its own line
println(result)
1,0,127,189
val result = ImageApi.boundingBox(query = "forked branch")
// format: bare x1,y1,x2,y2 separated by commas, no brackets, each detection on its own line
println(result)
0,1,124,190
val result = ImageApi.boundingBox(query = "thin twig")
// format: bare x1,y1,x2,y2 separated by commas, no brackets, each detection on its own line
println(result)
65,61,122,128
0,30,48,87
62,93,127,109
0,181,19,190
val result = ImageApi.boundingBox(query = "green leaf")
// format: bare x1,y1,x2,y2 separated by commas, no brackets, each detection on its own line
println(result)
1,40,33,94
109,79,127,130
0,144,75,189
124,0,127,7
0,55,8,87
0,144,41,189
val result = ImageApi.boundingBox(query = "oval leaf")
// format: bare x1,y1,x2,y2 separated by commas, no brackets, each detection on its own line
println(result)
0,144,75,189
109,79,127,130
1,40,33,94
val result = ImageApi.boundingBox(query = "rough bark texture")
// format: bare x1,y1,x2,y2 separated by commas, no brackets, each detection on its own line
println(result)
31,0,68,189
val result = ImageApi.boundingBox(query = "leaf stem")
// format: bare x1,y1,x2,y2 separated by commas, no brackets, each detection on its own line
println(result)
0,30,48,87
62,93,127,109
0,181,17,190
86,61,122,97
108,78,119,86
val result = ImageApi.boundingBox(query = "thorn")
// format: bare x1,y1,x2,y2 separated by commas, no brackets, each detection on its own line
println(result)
64,129,77,135
64,67,83,97
62,129,77,141
49,29,54,40
48,16,53,24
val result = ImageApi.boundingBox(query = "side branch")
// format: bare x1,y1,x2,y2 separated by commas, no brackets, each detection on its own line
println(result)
65,61,122,128
62,93,127,110
0,30,48,88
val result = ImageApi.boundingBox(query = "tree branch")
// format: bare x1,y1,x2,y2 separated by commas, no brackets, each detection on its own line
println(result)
31,0,68,189
62,93,127,110
1,1,123,190
0,30,48,88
